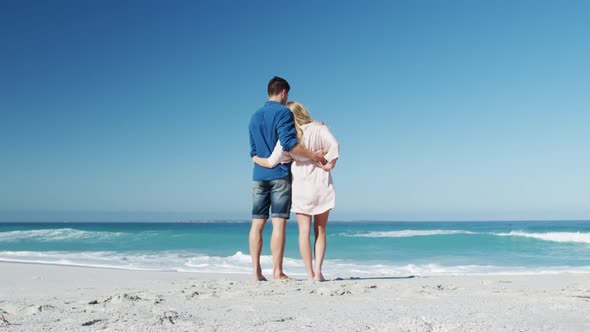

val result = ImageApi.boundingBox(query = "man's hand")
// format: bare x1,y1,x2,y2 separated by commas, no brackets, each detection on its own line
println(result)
316,161,334,171
311,150,327,165
290,144,326,164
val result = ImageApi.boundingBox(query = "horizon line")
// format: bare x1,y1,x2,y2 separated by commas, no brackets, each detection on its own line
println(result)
1,219,590,223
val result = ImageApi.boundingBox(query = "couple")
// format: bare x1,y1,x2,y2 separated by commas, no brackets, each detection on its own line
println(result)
248,76,339,282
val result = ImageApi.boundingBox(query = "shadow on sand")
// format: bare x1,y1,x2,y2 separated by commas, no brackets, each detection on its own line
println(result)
331,276,416,281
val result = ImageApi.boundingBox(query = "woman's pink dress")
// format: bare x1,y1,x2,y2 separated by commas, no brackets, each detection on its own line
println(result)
267,122,339,215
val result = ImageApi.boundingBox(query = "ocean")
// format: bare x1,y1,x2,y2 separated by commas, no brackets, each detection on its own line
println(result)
1,221,590,277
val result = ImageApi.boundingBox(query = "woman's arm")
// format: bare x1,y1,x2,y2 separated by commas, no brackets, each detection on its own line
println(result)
317,158,338,171
252,141,289,169
252,155,273,168
317,125,339,171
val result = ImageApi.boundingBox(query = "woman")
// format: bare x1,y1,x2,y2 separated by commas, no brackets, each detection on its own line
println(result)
253,101,339,281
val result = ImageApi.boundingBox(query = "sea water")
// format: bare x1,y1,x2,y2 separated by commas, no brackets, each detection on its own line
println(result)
1,221,590,277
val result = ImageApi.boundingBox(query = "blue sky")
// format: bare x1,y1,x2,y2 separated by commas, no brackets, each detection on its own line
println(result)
1,1,589,221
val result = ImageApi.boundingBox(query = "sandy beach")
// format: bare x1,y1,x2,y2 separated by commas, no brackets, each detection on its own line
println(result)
0,263,589,331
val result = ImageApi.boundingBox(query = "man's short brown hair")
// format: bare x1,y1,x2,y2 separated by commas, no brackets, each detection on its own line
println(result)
267,76,290,96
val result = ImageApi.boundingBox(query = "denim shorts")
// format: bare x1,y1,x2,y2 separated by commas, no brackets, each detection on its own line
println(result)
252,174,292,219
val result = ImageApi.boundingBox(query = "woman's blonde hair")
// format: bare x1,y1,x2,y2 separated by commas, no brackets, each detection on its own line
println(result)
286,101,321,141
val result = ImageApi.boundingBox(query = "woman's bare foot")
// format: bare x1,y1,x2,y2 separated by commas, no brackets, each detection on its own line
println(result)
308,271,315,281
273,272,290,281
314,272,326,282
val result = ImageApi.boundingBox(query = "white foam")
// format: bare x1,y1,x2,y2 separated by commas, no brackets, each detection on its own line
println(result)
0,228,127,242
341,229,590,245
343,230,477,238
181,220,250,224
2,250,590,277
496,231,590,244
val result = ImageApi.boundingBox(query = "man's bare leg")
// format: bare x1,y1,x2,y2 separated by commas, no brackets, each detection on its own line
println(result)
271,217,289,280
249,218,267,281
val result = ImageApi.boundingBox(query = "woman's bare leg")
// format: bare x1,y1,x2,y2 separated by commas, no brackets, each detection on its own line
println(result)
313,210,330,282
297,213,315,280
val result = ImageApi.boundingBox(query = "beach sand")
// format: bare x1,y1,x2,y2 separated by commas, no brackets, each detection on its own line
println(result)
1,262,589,331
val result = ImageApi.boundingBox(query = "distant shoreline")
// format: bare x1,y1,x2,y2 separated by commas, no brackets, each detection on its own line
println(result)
2,219,590,223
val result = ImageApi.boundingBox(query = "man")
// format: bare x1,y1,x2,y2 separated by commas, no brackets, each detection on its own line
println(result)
248,76,326,281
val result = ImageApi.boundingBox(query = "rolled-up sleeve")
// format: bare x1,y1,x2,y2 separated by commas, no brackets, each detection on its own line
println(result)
249,127,257,157
276,109,298,152
321,125,339,162
267,141,284,167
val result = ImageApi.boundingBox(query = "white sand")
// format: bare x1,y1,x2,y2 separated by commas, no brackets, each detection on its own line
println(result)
1,262,590,331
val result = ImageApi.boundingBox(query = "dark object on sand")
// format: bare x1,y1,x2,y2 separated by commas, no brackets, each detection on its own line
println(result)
81,319,102,326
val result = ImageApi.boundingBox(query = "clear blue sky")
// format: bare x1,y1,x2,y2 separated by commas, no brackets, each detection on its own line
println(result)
1,1,589,221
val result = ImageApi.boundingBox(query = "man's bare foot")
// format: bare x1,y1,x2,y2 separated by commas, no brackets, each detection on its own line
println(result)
254,274,267,282
314,272,326,282
272,273,290,281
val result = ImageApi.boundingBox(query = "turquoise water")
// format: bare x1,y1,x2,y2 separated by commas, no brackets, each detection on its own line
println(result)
1,221,590,277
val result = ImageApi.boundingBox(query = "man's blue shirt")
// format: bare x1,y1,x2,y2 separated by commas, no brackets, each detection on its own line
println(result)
249,101,298,181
